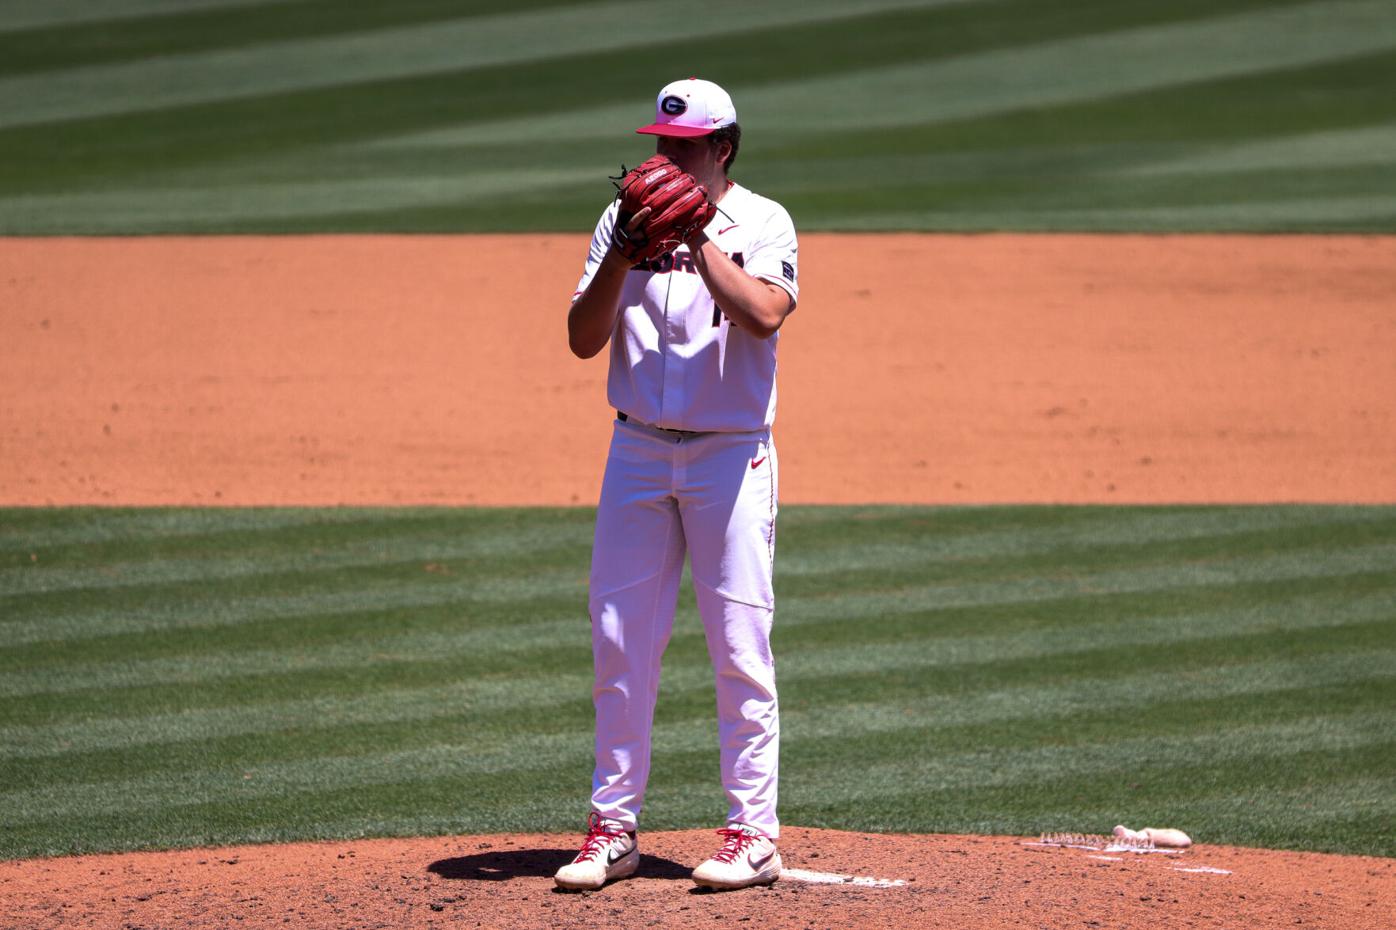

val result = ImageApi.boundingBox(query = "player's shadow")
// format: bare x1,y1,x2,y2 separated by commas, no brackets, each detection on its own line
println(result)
428,848,690,883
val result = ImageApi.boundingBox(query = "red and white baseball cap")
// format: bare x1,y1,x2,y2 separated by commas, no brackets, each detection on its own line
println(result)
635,77,737,137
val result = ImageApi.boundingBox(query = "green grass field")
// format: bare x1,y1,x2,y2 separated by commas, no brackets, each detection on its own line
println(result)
3,506,1393,860
1,0,1394,233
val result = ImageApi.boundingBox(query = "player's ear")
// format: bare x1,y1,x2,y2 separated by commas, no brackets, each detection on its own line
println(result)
711,139,732,169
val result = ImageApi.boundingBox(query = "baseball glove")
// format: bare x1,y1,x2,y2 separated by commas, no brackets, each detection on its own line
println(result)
610,155,717,264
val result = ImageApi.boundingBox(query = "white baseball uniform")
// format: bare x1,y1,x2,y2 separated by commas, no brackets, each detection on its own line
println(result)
574,182,799,839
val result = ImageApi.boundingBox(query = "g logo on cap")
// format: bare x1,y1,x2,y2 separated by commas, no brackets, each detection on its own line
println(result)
660,95,687,116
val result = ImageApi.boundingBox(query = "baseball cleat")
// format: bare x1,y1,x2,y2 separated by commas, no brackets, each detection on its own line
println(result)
553,812,639,891
691,822,782,890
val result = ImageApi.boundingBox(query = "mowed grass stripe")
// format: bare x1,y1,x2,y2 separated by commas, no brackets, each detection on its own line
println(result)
5,502,1384,593
790,714,1396,801
8,560,1393,693
0,167,605,231
1116,122,1396,176
32,770,1388,860
0,0,1239,223
1114,778,1396,831
827,194,1396,233
4,555,1391,711
825,740,1396,815
755,140,1396,210
0,0,284,35
972,778,1396,838
0,525,589,597
2,506,1392,860
0,0,575,75
4,0,1392,235
4,547,1392,715
0,0,1272,138
0,0,976,130
9,745,1391,858
8,650,1391,799
5,693,1388,826
740,0,1396,134
6,712,1391,863
0,581,583,649
762,49,1396,233
5,604,1391,756
189,50,1396,235
894,164,1396,216
5,506,1392,645
5,571,1391,701
790,743,1396,844
0,508,593,566
0,506,457,551
0,0,1327,160
359,0,1329,154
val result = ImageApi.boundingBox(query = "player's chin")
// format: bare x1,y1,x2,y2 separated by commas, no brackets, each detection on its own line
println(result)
662,155,697,176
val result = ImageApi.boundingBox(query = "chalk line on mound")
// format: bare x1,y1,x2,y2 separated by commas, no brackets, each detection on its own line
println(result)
1023,841,1183,855
781,868,908,888
1024,835,1184,855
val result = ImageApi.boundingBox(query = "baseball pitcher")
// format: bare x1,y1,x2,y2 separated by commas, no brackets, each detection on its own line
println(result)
555,77,799,892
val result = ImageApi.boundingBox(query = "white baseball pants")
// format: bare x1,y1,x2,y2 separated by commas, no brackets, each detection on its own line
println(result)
588,417,780,838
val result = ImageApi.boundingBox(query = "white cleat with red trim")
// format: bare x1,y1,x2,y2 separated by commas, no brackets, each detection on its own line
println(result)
691,823,782,890
553,812,639,891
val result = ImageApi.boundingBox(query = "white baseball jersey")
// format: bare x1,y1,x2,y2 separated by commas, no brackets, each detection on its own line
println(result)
574,182,799,432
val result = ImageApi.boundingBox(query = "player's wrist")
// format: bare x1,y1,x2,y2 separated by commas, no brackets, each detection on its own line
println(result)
603,242,636,270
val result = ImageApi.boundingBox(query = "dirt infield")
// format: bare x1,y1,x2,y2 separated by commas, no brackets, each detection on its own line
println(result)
2,233,1394,926
3,829,1392,930
3,234,1393,505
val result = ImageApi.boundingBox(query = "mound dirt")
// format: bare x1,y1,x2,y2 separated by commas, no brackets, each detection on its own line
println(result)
2,828,1392,930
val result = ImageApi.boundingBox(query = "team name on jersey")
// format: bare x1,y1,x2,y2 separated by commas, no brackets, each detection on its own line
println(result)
633,251,744,274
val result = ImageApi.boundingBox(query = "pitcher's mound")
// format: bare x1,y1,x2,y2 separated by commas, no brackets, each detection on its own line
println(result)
3,828,1392,929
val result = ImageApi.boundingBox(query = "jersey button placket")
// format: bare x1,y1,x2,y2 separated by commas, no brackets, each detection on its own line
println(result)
660,270,685,425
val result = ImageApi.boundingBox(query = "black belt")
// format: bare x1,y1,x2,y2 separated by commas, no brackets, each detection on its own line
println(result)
616,411,706,439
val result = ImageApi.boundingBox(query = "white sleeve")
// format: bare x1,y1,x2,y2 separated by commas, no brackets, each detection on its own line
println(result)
742,202,799,307
573,203,619,301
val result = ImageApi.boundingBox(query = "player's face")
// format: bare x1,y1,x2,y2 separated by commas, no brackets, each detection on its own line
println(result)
656,134,724,181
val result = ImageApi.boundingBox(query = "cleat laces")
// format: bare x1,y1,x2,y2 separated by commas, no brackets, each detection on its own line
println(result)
709,827,760,864
573,812,627,863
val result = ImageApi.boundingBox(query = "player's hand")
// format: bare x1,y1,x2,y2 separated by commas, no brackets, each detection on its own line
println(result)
624,207,652,237
608,206,652,262
609,156,717,264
